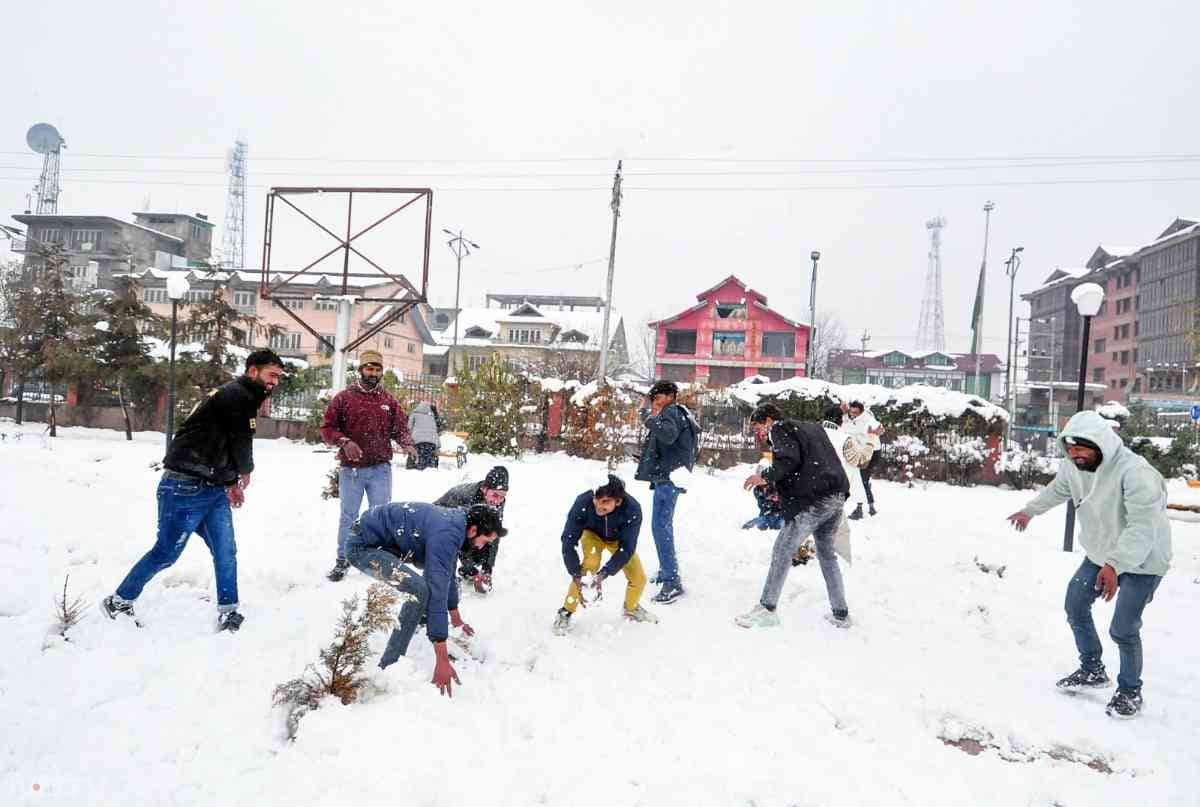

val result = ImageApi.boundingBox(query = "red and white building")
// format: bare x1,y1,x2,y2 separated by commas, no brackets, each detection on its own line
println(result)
648,275,810,387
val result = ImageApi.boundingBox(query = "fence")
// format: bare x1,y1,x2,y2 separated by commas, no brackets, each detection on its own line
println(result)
269,374,451,423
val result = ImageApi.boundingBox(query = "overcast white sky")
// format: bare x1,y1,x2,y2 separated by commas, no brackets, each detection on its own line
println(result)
7,1,1200,357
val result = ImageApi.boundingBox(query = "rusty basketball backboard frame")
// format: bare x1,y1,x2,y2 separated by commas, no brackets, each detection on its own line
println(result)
259,186,432,353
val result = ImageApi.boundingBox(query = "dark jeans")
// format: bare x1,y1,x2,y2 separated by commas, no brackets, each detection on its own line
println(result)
414,442,439,470
651,482,682,584
1064,558,1162,692
116,474,239,612
347,545,430,669
860,451,880,506
761,494,848,615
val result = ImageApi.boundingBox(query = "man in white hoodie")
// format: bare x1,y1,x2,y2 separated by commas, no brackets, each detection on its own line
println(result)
1007,410,1172,718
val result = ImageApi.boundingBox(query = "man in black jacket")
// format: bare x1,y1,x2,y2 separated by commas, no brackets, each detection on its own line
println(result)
434,465,509,593
736,403,852,629
101,349,285,633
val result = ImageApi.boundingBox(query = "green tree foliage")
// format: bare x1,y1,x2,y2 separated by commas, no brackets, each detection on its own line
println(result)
85,277,166,439
448,355,526,457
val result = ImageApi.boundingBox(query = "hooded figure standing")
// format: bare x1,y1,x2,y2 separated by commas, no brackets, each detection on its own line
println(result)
408,401,440,470
320,350,416,582
1007,410,1172,719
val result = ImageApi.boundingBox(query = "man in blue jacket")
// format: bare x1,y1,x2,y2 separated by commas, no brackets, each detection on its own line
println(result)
554,475,658,634
347,502,505,697
635,380,699,605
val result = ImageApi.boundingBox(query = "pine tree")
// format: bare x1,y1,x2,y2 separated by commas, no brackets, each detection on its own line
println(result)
448,355,527,457
87,277,166,440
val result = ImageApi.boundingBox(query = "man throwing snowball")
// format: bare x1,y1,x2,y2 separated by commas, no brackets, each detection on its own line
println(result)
1007,410,1171,718
554,475,657,635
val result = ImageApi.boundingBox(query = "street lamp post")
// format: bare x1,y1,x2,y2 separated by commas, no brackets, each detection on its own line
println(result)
808,250,821,377
1004,246,1024,446
164,273,191,451
974,201,995,397
1062,282,1105,552
443,229,479,368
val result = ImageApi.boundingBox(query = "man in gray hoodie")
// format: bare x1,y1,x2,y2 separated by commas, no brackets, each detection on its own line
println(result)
408,401,441,470
1007,410,1172,718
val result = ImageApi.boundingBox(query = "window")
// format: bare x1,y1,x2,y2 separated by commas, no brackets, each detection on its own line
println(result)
407,342,415,353
708,366,747,387
384,337,394,349
269,332,302,351
1113,326,1119,340
38,227,63,244
665,330,697,354
436,313,449,325
1120,350,1129,366
467,355,485,370
714,302,747,319
1093,338,1106,354
1092,367,1105,382
756,367,790,381
73,229,102,249
761,332,795,357
185,289,212,303
233,291,255,309
312,299,337,311
659,365,696,382
882,352,908,366
279,299,304,310
1112,352,1118,363
189,222,209,240
712,331,746,356
143,288,167,304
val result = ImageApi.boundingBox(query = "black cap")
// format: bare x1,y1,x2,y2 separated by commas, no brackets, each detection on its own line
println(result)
647,380,679,398
1064,435,1101,452
466,504,507,537
484,465,509,491
822,405,844,424
750,403,784,423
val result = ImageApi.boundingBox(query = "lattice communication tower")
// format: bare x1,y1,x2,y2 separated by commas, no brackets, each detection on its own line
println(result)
916,216,946,352
223,139,248,270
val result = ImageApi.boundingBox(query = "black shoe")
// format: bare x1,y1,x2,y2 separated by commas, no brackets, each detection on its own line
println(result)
100,595,140,626
1106,688,1142,718
326,559,350,582
217,611,245,633
848,504,864,521
868,505,877,517
1056,666,1110,689
652,581,685,604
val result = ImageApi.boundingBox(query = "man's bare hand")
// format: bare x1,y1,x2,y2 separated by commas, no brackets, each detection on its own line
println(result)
744,474,767,491
1006,512,1031,532
1095,564,1118,602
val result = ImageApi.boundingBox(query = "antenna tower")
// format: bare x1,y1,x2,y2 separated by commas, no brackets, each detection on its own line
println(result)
223,139,248,271
916,217,946,352
26,123,66,214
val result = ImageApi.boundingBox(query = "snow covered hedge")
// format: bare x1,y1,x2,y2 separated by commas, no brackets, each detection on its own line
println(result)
993,446,1059,490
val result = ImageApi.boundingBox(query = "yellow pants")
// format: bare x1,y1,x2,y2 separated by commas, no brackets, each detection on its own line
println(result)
563,530,646,613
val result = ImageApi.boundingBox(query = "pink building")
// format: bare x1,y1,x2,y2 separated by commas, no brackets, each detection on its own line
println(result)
649,275,811,387
128,269,427,378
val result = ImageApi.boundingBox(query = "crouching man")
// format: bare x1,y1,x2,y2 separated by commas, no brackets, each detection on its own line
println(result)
347,502,506,697
1007,410,1172,718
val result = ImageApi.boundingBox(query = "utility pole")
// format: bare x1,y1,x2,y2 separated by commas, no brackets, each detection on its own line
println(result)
808,251,821,377
860,330,871,357
974,201,995,397
597,160,623,383
444,228,480,369
1003,246,1024,446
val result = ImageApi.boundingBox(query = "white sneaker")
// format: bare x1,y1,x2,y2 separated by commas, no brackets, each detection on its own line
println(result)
734,604,780,629
623,605,659,624
825,612,853,629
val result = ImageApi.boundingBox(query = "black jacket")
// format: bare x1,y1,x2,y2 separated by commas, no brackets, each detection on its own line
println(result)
762,420,849,520
164,376,268,485
436,481,506,574
634,403,699,484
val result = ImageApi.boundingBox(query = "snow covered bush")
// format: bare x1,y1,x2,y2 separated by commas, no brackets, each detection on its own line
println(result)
944,438,986,486
273,584,399,740
562,382,638,469
447,356,527,458
878,435,929,487
52,574,86,641
993,446,1058,490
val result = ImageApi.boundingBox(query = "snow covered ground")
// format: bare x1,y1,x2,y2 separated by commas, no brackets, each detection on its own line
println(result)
2,421,1199,806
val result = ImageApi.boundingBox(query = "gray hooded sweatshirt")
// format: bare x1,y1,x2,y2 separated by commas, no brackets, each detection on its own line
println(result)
408,402,439,445
1020,410,1171,577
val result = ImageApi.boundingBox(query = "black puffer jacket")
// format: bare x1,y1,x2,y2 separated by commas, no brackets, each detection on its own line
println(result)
164,376,268,485
436,481,506,575
762,419,849,520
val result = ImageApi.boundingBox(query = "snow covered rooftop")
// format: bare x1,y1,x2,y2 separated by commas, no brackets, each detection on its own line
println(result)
727,376,1009,421
437,305,622,349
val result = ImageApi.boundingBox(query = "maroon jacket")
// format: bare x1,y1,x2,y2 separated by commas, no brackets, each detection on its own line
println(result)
320,384,414,467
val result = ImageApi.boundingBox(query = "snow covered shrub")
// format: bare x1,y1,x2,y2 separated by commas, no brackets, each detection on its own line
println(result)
52,574,86,641
303,390,332,444
945,438,986,486
878,435,929,487
273,584,399,740
562,382,639,468
447,356,526,458
993,446,1058,490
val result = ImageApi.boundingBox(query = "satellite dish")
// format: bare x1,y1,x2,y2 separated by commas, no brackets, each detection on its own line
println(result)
26,123,65,155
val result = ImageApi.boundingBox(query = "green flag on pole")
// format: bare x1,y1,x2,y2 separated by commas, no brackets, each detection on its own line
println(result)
969,259,986,354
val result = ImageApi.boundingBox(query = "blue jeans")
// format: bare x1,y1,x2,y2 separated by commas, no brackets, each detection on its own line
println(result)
651,482,682,584
760,494,848,615
336,463,393,561
347,545,429,669
1064,558,1162,692
116,474,239,611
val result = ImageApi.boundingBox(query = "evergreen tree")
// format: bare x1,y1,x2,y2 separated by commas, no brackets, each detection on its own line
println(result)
86,277,167,440
448,355,527,457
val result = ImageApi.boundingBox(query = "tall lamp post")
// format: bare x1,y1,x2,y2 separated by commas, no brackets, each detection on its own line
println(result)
1003,246,1024,446
807,250,821,377
443,229,479,367
1062,282,1105,552
164,273,190,451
